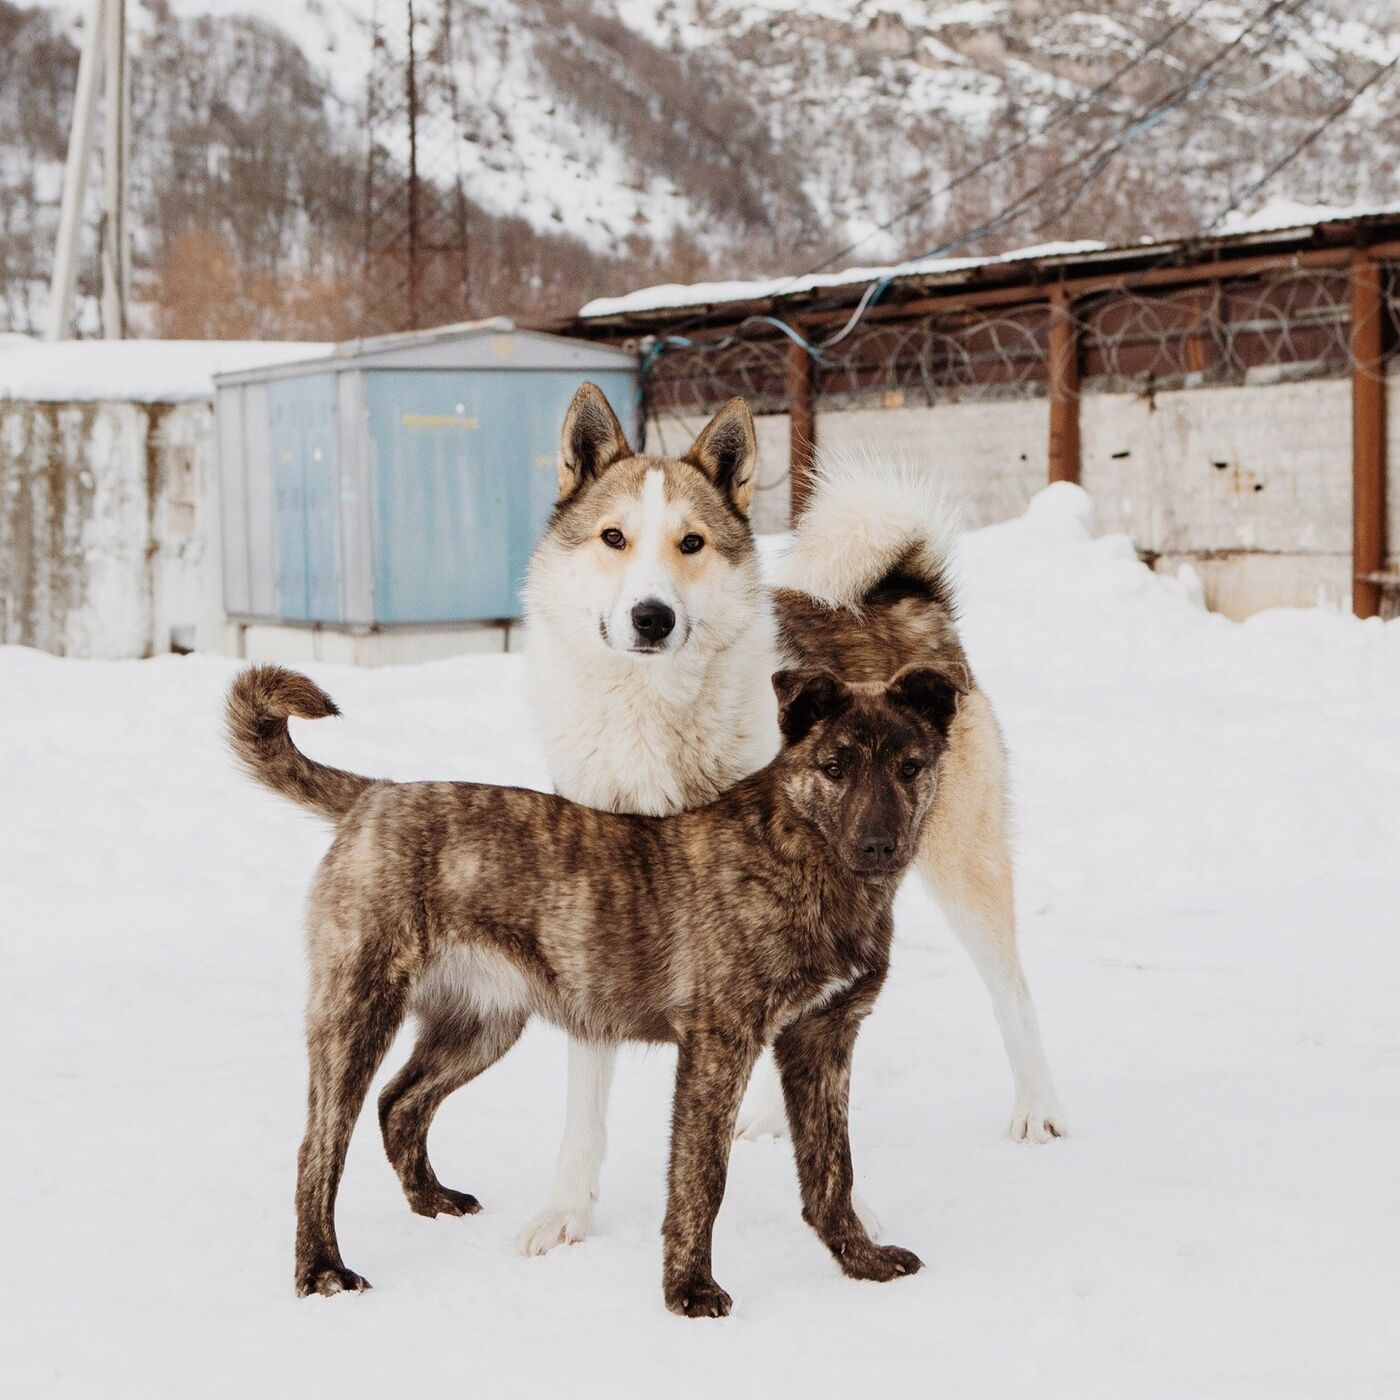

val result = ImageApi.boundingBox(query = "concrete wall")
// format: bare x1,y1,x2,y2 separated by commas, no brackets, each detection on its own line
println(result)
0,399,220,657
645,411,796,535
1081,378,1361,614
660,371,1398,620
649,398,1051,538
5,371,1395,659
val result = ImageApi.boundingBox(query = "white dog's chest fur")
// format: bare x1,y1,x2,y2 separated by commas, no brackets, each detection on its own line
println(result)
527,609,781,815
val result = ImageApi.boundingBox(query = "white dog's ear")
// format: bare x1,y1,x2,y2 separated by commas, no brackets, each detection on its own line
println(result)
685,397,757,514
559,383,632,501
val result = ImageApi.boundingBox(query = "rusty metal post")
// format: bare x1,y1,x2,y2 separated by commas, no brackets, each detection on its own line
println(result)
787,335,818,521
1047,288,1081,485
1350,253,1387,619
1186,283,1218,377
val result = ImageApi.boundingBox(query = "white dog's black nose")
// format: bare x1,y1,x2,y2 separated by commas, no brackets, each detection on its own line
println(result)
631,600,676,644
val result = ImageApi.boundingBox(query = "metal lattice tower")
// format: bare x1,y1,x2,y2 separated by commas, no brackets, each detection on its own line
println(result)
362,0,474,333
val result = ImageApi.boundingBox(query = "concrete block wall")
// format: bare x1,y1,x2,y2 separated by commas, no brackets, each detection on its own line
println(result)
0,399,219,657
647,398,1050,538
1081,379,1358,614
660,371,1398,620
5,371,1394,659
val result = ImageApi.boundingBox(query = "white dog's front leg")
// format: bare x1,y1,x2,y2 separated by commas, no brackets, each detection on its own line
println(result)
518,1039,616,1256
734,1052,882,1237
734,1051,789,1141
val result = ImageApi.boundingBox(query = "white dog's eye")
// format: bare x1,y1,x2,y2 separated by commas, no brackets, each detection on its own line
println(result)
601,528,626,549
679,533,704,555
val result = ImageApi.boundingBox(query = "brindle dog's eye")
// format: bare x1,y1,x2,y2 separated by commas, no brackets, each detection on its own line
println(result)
601,528,626,549
821,762,844,781
679,533,705,555
899,759,923,780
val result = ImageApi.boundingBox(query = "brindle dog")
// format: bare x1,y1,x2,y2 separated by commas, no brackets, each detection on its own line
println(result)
227,659,963,1316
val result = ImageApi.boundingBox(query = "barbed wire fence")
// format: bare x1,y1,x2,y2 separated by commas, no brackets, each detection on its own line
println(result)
640,261,1399,452
632,1,1399,493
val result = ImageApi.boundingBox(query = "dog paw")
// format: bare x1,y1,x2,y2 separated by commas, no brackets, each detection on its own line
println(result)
1010,1098,1066,1144
516,1203,593,1257
665,1275,733,1318
408,1185,481,1219
835,1241,923,1284
296,1263,372,1298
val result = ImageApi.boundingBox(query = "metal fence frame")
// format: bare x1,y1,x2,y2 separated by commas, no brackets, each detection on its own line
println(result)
560,218,1400,617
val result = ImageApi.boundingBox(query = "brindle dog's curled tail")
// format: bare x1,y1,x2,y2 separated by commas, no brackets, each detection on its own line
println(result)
226,665,372,821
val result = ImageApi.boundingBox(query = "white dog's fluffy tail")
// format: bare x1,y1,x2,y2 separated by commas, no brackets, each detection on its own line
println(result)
771,452,958,611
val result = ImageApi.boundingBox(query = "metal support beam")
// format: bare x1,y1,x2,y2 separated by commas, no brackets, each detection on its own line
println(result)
1186,283,1218,377
787,336,818,521
1350,253,1387,619
1048,288,1080,485
46,0,105,342
100,0,128,339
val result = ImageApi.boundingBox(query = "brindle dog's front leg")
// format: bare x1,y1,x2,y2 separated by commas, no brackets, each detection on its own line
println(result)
774,973,924,1284
661,1028,760,1318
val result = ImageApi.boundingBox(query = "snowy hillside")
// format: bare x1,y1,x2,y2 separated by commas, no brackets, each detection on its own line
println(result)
3,486,1398,1396
2,0,1399,334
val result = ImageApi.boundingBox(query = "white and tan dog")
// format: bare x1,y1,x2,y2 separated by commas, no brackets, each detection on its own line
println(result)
516,384,1065,1254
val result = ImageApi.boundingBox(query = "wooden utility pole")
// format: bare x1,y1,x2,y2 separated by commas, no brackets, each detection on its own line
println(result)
787,336,818,521
1047,287,1081,485
46,0,104,340
1349,252,1387,619
47,0,127,339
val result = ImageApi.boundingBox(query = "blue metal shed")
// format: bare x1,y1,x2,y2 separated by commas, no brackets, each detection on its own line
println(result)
214,320,638,627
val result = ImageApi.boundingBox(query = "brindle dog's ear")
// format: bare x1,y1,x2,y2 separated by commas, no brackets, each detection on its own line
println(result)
558,383,632,502
685,397,758,514
886,664,966,737
772,669,849,745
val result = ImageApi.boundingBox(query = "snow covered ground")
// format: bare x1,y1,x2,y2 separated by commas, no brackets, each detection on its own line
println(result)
3,485,1397,1397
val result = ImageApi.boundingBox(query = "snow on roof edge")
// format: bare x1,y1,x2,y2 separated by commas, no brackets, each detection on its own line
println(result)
1214,195,1400,238
0,337,334,404
578,199,1400,322
578,240,1106,321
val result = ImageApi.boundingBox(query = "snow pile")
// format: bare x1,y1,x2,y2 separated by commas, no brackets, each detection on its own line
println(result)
0,337,332,403
3,486,1397,1397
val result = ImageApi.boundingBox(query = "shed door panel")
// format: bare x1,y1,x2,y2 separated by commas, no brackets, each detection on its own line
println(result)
368,368,636,624
509,370,636,605
268,375,340,623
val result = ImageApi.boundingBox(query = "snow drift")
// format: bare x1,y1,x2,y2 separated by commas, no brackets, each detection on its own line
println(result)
2,485,1396,1398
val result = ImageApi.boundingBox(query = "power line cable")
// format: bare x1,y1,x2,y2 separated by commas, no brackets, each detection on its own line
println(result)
817,0,1313,347
638,0,1251,360
639,0,1312,376
1200,48,1400,233
805,0,1226,280
674,44,1400,440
